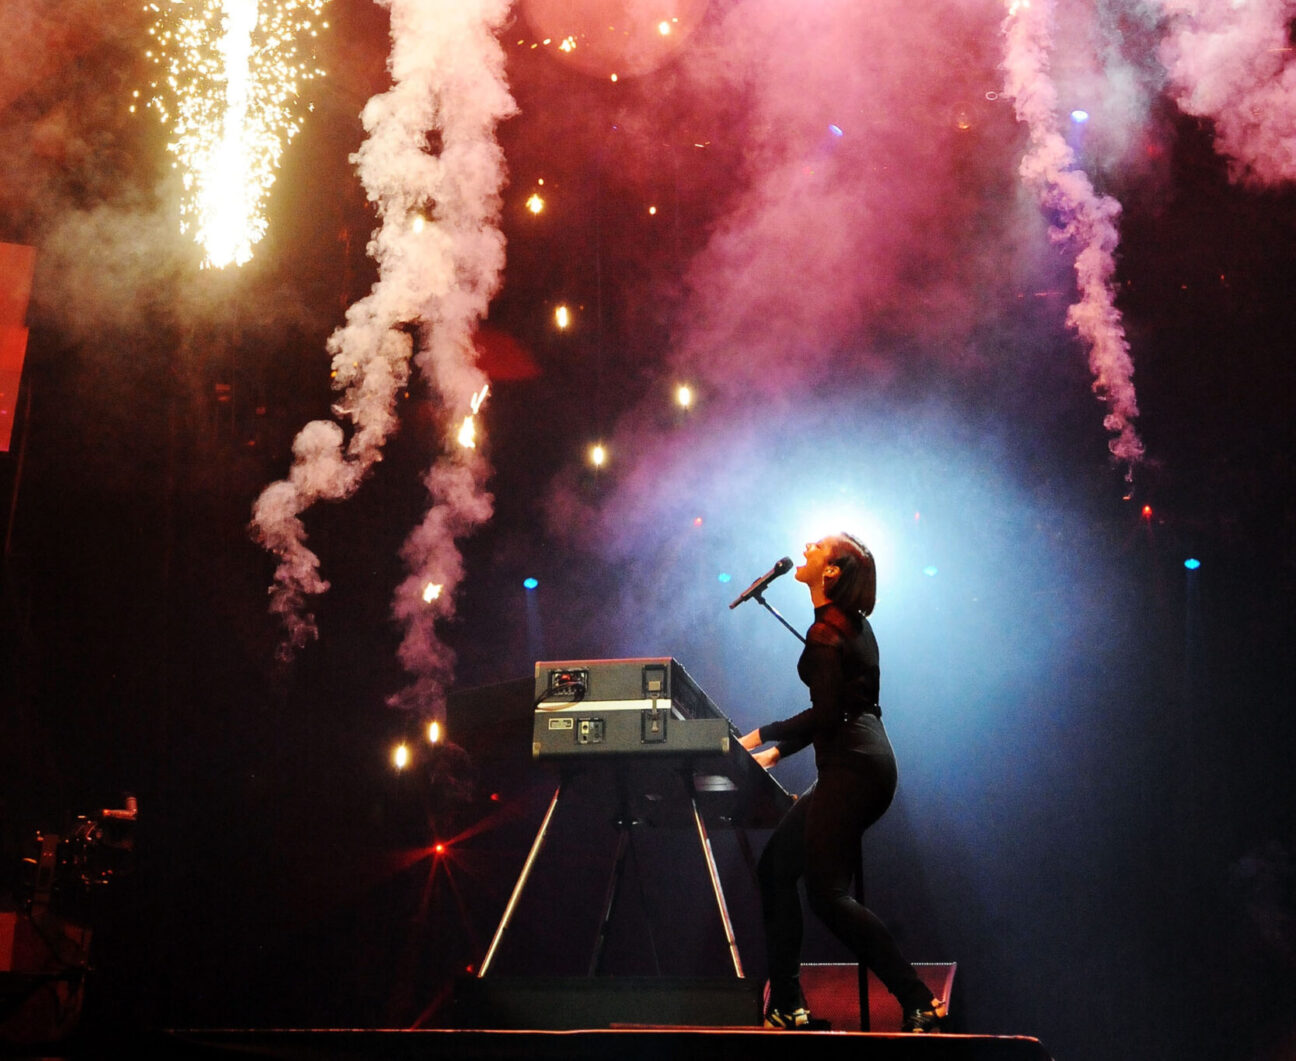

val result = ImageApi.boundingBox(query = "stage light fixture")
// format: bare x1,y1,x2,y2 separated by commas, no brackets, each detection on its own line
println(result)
1184,558,1201,570
923,565,939,577
393,743,410,770
427,720,442,744
523,577,539,589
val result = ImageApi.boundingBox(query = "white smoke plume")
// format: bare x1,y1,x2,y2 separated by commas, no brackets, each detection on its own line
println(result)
1002,0,1144,468
251,0,516,693
1157,0,1296,185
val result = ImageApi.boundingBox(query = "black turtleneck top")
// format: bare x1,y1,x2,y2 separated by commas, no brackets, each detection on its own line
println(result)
757,602,892,770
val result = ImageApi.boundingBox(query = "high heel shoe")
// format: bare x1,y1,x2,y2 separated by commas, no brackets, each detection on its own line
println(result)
901,997,948,1033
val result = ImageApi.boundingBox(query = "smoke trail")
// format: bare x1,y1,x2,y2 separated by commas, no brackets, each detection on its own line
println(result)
1157,0,1296,185
1002,0,1144,469
251,0,515,678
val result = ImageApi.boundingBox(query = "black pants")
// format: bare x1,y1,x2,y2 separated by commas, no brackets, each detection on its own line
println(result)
757,758,930,1013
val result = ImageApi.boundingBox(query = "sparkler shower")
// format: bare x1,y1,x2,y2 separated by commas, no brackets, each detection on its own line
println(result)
145,0,331,268
250,0,516,720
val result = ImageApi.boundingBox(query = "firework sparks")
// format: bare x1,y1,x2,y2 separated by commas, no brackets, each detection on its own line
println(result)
251,0,516,724
457,384,490,449
145,0,329,268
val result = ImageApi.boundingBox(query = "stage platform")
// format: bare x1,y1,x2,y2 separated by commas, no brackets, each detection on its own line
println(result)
154,1027,1054,1060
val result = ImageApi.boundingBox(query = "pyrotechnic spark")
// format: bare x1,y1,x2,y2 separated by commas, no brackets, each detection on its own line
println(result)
145,0,330,268
1001,0,1143,469
251,0,517,692
457,384,490,449
457,416,477,449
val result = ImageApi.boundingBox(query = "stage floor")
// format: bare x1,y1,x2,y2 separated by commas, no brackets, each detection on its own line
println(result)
152,1027,1054,1060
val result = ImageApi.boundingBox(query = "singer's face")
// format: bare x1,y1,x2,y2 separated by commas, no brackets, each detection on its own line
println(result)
795,537,838,586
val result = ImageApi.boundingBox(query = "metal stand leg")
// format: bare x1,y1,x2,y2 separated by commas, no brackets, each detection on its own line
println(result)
689,792,744,978
477,783,562,978
588,823,631,976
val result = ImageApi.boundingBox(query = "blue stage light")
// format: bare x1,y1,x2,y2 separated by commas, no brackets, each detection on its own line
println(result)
829,124,843,137
1183,558,1201,571
1070,109,1090,123
523,577,539,589
717,572,732,584
923,565,939,577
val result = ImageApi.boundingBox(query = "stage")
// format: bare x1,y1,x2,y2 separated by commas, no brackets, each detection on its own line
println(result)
156,1027,1053,1060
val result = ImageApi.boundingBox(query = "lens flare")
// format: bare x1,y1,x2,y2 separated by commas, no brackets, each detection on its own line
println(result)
145,0,330,269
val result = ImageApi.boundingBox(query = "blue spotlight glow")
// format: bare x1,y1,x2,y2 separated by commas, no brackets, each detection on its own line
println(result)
717,572,732,584
828,124,843,137
923,565,939,577
1070,109,1090,124
1183,558,1201,571
523,577,539,589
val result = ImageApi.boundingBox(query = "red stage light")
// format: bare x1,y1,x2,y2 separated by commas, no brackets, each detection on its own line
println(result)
434,842,446,855
1141,505,1152,519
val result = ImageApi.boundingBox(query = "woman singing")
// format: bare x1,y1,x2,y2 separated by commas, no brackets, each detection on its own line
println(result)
739,533,946,1032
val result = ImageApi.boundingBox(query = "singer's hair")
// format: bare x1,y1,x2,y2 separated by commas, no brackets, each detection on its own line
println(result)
826,532,876,617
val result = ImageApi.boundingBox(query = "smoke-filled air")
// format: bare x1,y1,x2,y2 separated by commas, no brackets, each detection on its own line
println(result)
5,0,1293,725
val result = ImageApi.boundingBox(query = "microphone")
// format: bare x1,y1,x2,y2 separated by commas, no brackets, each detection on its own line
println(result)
729,557,793,609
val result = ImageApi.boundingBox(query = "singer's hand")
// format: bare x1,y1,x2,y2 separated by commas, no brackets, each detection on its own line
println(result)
753,746,781,770
739,728,763,751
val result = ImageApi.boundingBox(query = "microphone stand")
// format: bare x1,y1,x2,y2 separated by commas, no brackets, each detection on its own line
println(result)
753,590,805,645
